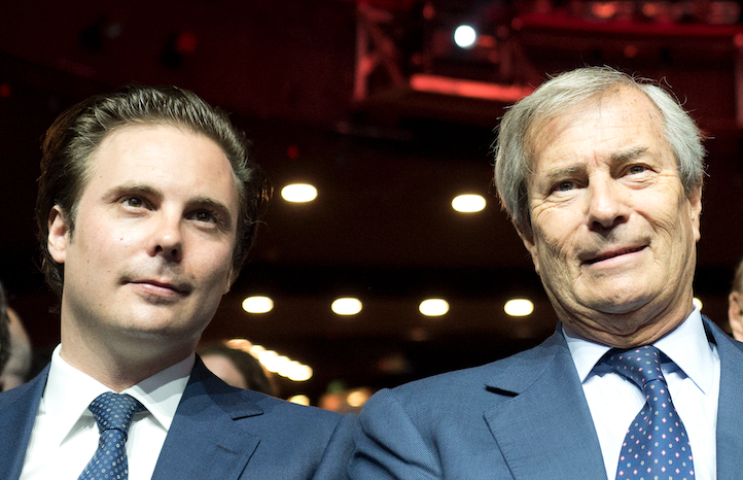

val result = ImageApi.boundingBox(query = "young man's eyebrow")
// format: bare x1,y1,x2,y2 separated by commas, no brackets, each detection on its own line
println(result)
104,184,161,200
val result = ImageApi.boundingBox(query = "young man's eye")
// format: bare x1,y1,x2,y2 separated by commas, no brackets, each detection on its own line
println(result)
194,210,216,222
125,197,144,207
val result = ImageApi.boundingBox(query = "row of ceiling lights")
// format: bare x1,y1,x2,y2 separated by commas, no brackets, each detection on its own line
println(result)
241,296,707,317
241,296,536,317
224,338,313,382
280,183,487,213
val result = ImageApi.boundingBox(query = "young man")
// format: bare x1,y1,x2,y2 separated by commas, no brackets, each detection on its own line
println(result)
0,85,352,480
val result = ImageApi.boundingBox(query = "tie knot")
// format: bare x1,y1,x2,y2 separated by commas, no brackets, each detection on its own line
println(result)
601,345,665,390
88,392,146,436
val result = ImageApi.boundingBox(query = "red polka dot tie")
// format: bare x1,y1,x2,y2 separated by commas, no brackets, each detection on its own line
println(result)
602,346,695,480
78,392,147,480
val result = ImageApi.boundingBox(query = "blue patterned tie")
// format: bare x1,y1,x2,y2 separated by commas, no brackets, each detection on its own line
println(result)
602,345,695,480
78,392,147,480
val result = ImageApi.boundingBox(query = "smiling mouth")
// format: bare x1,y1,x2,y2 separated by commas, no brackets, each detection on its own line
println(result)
584,246,647,265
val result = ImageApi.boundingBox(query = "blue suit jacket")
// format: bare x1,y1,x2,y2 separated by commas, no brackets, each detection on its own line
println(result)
0,356,355,480
350,318,743,479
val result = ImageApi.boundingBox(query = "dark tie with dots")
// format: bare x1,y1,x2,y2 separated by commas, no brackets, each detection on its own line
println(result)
78,392,147,480
602,345,695,480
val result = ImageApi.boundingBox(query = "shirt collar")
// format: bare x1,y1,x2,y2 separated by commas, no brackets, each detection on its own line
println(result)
564,307,714,394
41,345,194,446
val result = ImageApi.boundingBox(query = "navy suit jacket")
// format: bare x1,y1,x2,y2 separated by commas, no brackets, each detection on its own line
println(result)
350,318,743,479
0,356,355,480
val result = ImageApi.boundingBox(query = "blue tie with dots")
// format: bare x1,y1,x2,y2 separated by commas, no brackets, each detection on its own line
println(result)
78,392,147,480
603,345,695,480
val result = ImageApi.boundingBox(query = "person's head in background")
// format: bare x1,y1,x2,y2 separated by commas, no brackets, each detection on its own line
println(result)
198,342,277,396
728,257,743,341
1,307,32,392
0,281,12,385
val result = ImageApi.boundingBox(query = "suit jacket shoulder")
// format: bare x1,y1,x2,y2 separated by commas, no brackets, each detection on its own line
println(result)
351,328,606,480
152,357,355,480
0,365,48,480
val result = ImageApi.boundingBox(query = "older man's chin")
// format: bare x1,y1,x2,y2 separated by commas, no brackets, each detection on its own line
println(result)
561,301,691,348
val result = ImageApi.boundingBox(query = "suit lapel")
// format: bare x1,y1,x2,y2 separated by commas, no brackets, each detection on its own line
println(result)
0,366,48,479
483,330,608,480
704,318,743,478
151,359,263,480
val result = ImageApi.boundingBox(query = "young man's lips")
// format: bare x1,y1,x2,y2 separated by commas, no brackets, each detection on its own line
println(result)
584,246,647,265
130,280,189,295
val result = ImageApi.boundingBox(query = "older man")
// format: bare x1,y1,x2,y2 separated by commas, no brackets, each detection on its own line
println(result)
0,85,353,480
349,67,743,480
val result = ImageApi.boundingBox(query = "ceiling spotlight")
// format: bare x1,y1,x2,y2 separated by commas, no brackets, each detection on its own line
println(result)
452,194,486,213
419,299,449,316
454,25,477,48
242,296,273,314
281,183,317,203
504,299,534,317
332,298,362,315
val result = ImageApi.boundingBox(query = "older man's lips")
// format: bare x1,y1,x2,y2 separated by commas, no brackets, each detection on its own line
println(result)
584,246,647,265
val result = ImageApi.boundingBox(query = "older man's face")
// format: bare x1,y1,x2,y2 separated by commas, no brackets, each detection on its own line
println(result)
520,87,701,347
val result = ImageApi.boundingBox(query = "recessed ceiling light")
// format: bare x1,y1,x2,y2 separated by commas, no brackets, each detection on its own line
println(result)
504,299,534,316
281,183,317,203
419,299,449,316
332,297,362,315
693,297,703,311
452,194,486,213
242,296,273,313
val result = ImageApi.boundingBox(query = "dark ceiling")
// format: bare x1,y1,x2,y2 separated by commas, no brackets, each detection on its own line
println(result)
2,0,743,401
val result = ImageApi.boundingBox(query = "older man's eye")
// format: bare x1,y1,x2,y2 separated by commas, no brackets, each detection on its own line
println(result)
556,181,574,192
628,165,647,175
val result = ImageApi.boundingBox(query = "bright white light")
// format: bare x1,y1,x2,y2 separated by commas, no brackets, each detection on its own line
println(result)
287,364,313,381
332,298,362,315
257,350,278,366
454,25,477,48
288,394,310,406
693,297,703,311
504,299,534,317
242,296,273,313
419,299,449,316
452,194,486,213
281,183,318,203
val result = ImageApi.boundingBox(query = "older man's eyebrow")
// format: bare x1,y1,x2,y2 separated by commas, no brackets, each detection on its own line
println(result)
611,146,648,163
543,165,586,182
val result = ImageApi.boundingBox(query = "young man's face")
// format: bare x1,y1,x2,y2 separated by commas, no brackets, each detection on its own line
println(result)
48,124,240,357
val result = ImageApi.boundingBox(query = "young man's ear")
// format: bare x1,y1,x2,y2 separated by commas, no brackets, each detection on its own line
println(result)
47,205,70,264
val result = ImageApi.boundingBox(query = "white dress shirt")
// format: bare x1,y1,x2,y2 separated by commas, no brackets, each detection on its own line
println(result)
565,308,720,480
20,346,194,480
